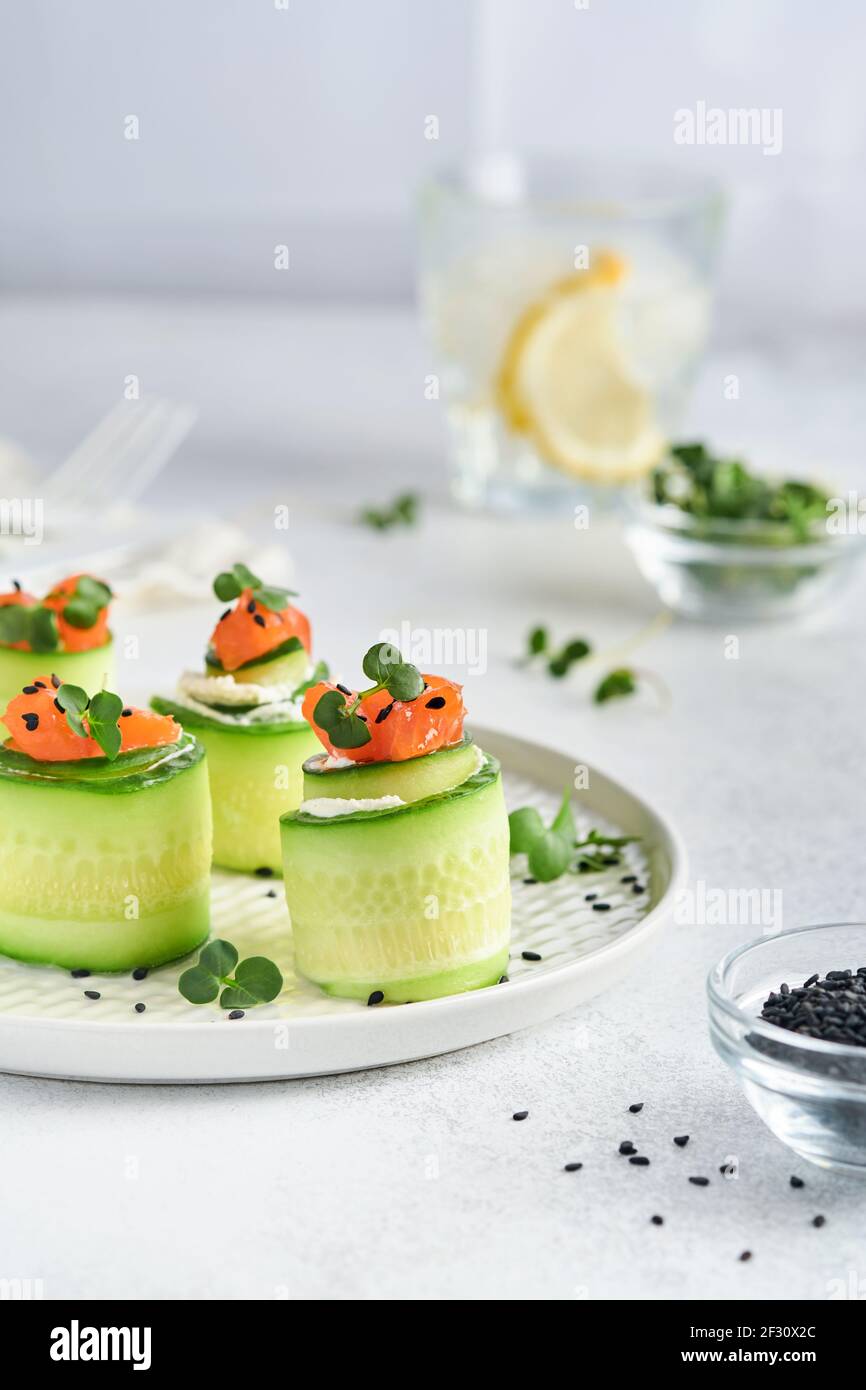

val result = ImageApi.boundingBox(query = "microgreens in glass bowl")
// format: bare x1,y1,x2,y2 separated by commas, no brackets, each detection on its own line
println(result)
626,442,864,621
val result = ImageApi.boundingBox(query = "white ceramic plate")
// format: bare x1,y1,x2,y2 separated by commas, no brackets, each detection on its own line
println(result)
0,727,686,1083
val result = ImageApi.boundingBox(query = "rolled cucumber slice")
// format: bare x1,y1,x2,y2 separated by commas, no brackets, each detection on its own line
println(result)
152,697,320,874
204,637,308,689
0,732,211,972
0,639,114,718
302,736,479,805
281,754,511,1002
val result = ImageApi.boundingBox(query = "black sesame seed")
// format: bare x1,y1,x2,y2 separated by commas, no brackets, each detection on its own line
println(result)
651,1215,664,1226
51,673,60,688
499,974,509,984
220,608,231,621
228,1009,245,1020
592,902,611,912
621,875,637,883
425,695,446,709
564,1162,583,1172
804,973,819,988
629,1103,644,1113
367,990,384,1006
22,712,38,731
584,893,598,902
84,990,101,1000
761,966,866,1046
375,702,394,723
131,967,148,981
34,680,46,688
790,1175,805,1189
336,683,352,696
619,1142,637,1155
812,1214,826,1228
247,599,256,613
523,877,537,885
134,1002,146,1014
689,1176,710,1187
254,866,273,878
121,708,132,718
12,579,21,591
739,1250,752,1262
632,883,645,894
521,950,542,961
673,1135,690,1148
629,1155,650,1166
512,1110,529,1121
70,968,90,979
265,888,277,898
253,614,265,628
53,697,63,712
358,713,367,722
22,684,38,694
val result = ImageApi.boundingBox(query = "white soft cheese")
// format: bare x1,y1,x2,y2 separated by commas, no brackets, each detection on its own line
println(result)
298,794,406,819
165,671,305,726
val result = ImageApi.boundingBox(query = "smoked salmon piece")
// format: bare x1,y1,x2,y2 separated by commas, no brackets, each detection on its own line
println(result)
43,574,111,653
2,676,180,761
302,673,466,764
210,588,312,672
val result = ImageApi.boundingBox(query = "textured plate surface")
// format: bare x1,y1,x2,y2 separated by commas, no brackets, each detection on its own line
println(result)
0,727,685,1082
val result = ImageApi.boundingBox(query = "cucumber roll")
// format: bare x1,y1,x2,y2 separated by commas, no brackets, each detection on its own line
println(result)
0,573,114,713
152,562,327,875
0,676,211,972
280,642,511,1002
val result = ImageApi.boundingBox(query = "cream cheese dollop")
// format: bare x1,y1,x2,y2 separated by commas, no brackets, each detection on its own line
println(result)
298,794,406,819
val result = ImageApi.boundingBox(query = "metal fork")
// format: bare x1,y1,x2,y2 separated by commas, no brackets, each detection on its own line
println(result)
42,397,197,516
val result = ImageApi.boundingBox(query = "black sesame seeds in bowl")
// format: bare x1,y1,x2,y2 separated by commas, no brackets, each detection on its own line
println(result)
708,924,866,1175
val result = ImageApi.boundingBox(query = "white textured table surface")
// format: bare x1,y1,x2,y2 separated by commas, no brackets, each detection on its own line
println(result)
0,297,865,1300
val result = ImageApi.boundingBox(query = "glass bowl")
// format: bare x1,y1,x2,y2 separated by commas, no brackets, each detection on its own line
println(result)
626,499,864,621
708,924,866,1173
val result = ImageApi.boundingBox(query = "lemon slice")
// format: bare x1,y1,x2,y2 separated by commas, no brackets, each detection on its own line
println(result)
496,251,665,483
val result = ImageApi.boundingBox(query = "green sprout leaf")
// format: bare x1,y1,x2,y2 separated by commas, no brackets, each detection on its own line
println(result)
0,604,30,645
213,570,242,602
55,683,89,739
28,606,59,653
313,689,372,749
594,668,638,705
359,493,421,532
362,641,401,683
254,585,293,612
551,787,576,843
178,939,282,1011
74,576,112,608
219,957,283,1010
508,806,545,854
528,830,572,883
213,564,296,612
386,662,424,702
527,626,548,657
62,598,101,629
87,689,124,760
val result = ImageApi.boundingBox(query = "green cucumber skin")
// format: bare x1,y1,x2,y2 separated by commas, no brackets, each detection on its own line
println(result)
281,759,511,1002
151,695,308,737
302,736,477,805
0,747,211,971
193,721,321,874
205,639,308,688
0,731,203,793
0,640,114,717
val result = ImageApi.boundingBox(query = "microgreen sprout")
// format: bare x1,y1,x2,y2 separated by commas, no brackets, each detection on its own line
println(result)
55,683,125,760
594,668,638,704
313,642,424,749
212,562,296,614
519,626,592,677
652,442,831,541
178,939,283,1010
359,493,420,532
509,790,639,883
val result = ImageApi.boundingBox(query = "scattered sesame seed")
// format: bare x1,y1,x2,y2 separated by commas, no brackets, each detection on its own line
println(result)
803,973,819,987
521,950,542,961
70,968,90,979
22,712,39,731
790,1175,805,1189
592,902,611,912
651,1215,664,1226
584,893,598,902
228,1009,245,1020
131,967,148,981
425,696,446,709
629,1155,650,1166
253,614,265,627
512,1110,529,1121
739,1250,752,1262
523,877,537,885
134,1002,146,1014
689,1176,710,1187
121,708,132,717
50,673,60,688
621,875,637,883
12,579,21,591
247,599,256,613
629,1103,644,1113
619,1141,637,1155
367,990,384,1006
265,889,277,898
254,866,273,878
375,702,394,723
33,680,46,688
22,685,38,694
632,884,645,894
564,1162,583,1172
336,684,352,696
220,608,231,621
53,697,63,712
498,974,509,984
673,1135,690,1148
812,1215,826,1228
84,990,101,1000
